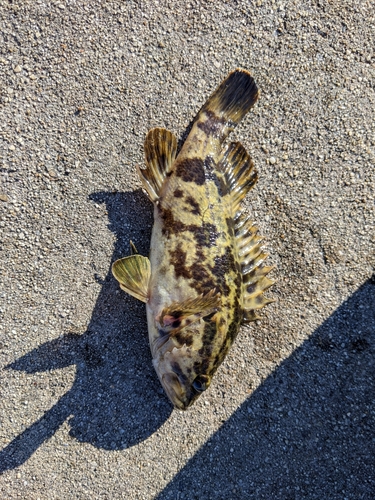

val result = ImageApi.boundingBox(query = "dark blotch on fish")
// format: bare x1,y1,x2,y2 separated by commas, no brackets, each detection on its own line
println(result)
211,246,240,296
176,158,205,185
174,330,194,347
160,207,186,236
198,320,216,358
198,356,211,374
185,196,201,215
234,272,242,292
197,111,227,139
160,199,218,247
170,243,192,279
190,262,213,284
204,311,217,321
227,297,242,343
170,310,182,318
174,189,184,198
204,157,228,196
188,261,216,295
246,283,257,294
203,319,217,341
213,337,230,370
188,222,218,248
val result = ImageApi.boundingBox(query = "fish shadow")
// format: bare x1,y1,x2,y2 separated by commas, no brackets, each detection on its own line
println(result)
0,189,173,473
157,277,375,499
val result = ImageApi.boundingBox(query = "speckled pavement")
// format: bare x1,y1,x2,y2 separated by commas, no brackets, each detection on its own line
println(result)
1,1,374,499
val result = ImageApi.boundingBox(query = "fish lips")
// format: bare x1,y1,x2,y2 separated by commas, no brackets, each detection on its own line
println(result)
161,372,199,410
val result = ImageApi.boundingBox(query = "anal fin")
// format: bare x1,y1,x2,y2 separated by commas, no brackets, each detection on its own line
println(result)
112,254,151,303
138,127,177,202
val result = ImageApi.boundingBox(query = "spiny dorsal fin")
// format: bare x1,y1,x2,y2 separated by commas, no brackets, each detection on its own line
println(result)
234,215,275,321
198,69,259,143
242,255,275,322
137,127,177,202
112,254,151,303
243,274,275,321
244,292,275,312
218,142,258,216
158,290,221,334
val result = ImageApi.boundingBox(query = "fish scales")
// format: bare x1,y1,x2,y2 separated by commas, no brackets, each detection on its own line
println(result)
112,69,274,409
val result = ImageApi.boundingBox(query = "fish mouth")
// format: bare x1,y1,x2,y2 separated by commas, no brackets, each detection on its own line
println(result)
153,343,201,409
161,372,196,410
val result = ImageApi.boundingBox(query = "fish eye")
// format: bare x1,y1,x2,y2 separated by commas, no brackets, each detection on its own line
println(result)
192,375,211,392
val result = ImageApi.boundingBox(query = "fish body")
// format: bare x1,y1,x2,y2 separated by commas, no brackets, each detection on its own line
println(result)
112,69,274,409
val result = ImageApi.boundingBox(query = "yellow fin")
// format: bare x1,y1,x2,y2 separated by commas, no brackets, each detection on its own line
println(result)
244,294,275,311
235,219,264,269
218,142,258,215
137,127,177,202
243,265,275,321
243,310,260,322
244,265,275,285
158,290,221,333
112,255,151,303
236,219,275,321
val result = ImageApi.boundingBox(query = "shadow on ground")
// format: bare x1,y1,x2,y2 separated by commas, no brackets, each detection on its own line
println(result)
0,190,173,473
157,277,375,500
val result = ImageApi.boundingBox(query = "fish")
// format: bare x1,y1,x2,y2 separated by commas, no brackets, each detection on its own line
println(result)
112,69,274,410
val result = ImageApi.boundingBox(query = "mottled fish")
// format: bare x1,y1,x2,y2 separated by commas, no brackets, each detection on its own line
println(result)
112,69,274,410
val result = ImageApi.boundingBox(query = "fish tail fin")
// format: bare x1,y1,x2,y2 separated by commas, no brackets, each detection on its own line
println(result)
196,69,259,142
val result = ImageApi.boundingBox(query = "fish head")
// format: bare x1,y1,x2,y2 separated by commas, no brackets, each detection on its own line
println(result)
151,322,214,411
147,291,223,409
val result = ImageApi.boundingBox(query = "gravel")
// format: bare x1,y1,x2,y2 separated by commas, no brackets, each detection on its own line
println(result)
1,1,374,499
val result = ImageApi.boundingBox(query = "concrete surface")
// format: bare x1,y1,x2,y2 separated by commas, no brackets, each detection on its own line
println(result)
0,0,374,498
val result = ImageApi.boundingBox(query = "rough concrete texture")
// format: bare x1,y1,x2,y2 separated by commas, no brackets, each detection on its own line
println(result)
1,0,374,498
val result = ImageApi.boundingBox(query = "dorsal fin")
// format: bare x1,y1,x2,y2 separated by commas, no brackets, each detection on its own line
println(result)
137,127,177,202
218,142,258,216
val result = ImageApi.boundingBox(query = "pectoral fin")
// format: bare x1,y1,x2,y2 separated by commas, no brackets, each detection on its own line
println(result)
158,291,221,333
112,255,151,303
